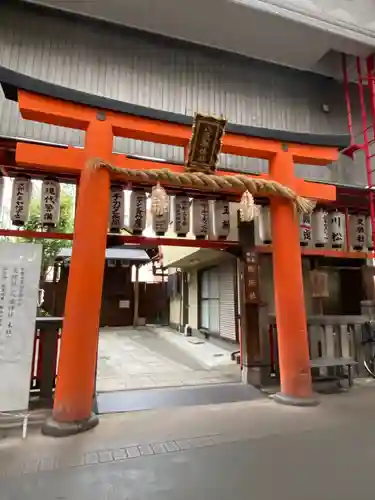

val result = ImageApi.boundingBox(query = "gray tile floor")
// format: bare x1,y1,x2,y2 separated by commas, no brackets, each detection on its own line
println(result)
96,328,240,392
2,387,375,499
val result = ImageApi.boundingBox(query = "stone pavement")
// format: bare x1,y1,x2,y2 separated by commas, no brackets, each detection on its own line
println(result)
96,327,240,392
2,386,375,498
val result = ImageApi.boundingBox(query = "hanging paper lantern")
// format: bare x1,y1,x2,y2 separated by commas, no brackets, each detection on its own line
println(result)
109,186,125,232
151,182,169,216
239,191,259,222
258,206,272,244
349,214,366,251
330,211,345,249
312,209,328,248
152,203,170,236
10,176,32,226
366,216,374,250
129,190,146,236
213,200,230,239
299,213,312,247
41,179,61,228
174,196,190,237
192,198,210,240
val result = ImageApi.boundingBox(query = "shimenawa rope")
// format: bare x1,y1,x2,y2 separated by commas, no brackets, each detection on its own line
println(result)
89,158,316,214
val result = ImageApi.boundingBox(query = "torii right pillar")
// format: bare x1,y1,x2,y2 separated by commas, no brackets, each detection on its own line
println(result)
270,149,329,405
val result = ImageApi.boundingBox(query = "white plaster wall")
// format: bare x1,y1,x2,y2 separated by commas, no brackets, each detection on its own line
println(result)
169,295,181,326
188,270,199,330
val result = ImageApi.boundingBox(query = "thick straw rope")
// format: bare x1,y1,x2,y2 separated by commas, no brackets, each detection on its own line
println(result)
89,158,316,213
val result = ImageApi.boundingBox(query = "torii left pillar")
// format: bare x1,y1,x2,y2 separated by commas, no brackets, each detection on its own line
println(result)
42,118,113,436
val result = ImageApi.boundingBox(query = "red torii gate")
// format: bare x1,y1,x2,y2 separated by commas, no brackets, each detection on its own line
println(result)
0,68,341,436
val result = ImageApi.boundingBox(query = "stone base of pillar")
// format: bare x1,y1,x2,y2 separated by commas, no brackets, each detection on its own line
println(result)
41,413,99,438
272,392,319,407
241,365,270,387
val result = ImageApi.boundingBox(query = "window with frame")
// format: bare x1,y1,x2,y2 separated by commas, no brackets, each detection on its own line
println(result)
200,268,219,333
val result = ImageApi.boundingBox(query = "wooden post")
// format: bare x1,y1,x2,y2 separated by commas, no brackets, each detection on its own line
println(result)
42,118,112,436
238,217,263,386
269,151,316,405
133,265,140,327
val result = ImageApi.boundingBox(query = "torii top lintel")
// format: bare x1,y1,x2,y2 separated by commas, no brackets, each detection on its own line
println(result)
0,66,346,202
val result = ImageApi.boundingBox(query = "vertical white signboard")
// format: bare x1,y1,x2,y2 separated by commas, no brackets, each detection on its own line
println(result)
0,243,42,412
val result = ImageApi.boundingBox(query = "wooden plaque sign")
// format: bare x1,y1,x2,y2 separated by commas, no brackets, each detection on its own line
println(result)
243,250,260,304
185,113,227,174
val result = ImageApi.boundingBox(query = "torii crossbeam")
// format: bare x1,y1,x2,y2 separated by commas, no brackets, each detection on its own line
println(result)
0,66,346,436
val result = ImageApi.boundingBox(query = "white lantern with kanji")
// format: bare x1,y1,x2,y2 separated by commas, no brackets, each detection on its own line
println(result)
129,190,146,235
109,186,125,231
330,211,345,249
41,179,61,227
312,209,329,247
299,213,312,247
10,176,32,226
258,206,272,244
350,214,366,251
173,196,190,237
366,216,374,250
213,200,230,239
152,204,170,236
192,198,210,239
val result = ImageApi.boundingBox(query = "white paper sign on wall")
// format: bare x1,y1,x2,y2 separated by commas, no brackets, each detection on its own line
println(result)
119,300,130,309
0,242,42,413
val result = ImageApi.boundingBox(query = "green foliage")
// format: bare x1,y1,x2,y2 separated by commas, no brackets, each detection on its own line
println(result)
21,188,74,277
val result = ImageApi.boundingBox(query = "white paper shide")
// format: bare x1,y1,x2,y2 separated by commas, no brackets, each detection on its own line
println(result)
350,214,366,250
10,177,32,226
41,179,61,227
192,199,210,239
330,211,345,249
109,187,125,231
258,206,272,244
299,213,312,247
0,243,42,412
174,196,190,237
312,209,328,247
214,200,230,239
129,190,146,235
